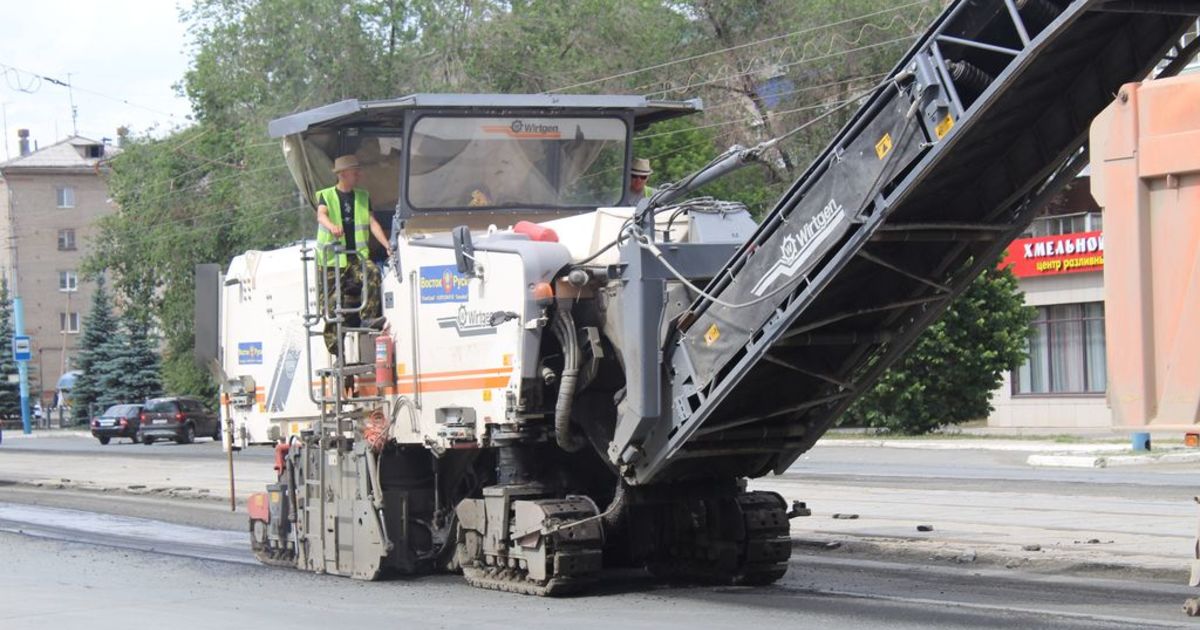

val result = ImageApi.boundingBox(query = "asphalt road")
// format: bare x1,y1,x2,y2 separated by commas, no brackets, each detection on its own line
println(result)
0,487,1195,629
0,440,1198,627
9,435,1196,495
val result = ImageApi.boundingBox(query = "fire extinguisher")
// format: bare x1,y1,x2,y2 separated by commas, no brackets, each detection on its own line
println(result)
375,331,395,389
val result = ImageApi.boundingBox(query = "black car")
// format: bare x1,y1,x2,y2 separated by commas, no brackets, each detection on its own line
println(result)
138,397,220,445
90,404,144,444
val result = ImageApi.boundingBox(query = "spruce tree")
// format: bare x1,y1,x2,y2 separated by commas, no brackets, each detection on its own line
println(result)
126,320,164,403
0,278,20,419
73,276,119,421
94,314,162,407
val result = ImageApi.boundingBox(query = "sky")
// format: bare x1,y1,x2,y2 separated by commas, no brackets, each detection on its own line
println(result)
0,0,194,161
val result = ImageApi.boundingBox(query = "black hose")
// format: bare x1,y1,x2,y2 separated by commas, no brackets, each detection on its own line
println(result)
602,481,628,531
551,310,587,452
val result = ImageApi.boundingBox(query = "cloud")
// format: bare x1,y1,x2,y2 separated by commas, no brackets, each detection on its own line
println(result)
0,0,194,159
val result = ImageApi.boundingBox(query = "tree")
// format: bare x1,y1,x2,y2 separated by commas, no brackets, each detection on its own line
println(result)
93,314,163,409
842,267,1037,434
633,117,775,216
0,278,20,419
72,277,119,422
123,317,165,404
87,0,947,402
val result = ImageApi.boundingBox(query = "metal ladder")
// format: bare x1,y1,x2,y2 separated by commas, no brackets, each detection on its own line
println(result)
301,242,385,433
300,242,387,573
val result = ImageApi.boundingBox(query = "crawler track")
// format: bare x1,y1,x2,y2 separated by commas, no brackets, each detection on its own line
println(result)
461,565,591,596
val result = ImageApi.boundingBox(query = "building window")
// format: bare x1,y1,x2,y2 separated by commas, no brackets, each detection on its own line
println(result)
59,312,80,334
1013,302,1107,395
57,229,76,251
58,271,78,292
56,186,75,208
1022,211,1103,238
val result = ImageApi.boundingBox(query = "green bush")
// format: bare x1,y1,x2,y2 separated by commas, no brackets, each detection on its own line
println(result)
842,266,1036,435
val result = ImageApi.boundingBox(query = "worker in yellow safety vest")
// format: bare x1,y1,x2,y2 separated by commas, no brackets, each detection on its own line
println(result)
315,155,392,356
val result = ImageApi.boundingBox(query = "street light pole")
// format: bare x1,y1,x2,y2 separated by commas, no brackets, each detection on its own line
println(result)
14,296,30,434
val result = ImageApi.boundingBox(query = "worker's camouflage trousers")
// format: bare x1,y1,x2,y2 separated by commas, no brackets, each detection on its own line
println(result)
319,259,382,356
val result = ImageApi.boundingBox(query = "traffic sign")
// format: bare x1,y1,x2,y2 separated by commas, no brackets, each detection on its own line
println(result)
12,335,31,362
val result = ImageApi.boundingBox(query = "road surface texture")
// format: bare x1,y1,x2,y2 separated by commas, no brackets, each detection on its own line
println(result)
2,435,1193,579
1,434,1197,627
763,443,1198,580
0,486,1195,629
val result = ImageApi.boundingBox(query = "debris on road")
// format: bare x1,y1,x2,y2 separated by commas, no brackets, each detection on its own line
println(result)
832,513,859,520
917,525,934,532
793,539,841,550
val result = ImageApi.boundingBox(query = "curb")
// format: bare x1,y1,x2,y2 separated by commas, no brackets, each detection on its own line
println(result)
822,439,1132,454
1027,450,1200,468
1,430,92,440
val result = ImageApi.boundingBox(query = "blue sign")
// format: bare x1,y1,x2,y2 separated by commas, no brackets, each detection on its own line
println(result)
238,342,263,365
758,75,796,110
419,265,470,304
12,335,31,362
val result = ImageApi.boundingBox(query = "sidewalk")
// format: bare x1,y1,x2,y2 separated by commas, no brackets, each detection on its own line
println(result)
822,438,1133,453
0,450,274,502
1,429,91,440
822,436,1200,467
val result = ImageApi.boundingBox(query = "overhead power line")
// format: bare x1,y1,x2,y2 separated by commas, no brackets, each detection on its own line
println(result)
548,0,935,93
0,61,183,119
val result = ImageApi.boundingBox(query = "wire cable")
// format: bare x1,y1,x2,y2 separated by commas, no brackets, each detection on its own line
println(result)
0,61,183,119
548,0,934,93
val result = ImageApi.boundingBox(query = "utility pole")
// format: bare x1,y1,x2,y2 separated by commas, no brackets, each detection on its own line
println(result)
1,102,9,161
14,296,31,434
67,73,78,136
60,290,70,377
4,179,30,434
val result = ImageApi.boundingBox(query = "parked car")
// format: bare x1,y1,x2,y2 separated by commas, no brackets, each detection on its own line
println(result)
90,404,144,444
138,397,220,445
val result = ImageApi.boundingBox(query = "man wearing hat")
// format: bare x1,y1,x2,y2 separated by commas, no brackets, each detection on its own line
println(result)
315,155,392,356
628,157,655,204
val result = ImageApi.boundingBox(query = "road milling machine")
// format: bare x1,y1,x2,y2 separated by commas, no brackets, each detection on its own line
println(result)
222,0,1200,595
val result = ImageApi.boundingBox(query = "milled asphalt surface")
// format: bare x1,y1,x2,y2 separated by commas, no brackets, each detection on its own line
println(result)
1,433,1197,609
758,443,1198,580
0,488,1196,629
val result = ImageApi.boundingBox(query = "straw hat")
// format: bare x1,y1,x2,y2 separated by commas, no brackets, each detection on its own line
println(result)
630,157,653,177
332,155,362,174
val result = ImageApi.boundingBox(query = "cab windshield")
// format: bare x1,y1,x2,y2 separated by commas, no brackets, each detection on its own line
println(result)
407,116,627,211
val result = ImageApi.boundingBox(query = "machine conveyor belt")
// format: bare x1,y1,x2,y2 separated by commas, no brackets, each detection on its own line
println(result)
620,0,1200,484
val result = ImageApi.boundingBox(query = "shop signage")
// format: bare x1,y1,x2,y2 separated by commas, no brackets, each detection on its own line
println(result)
1000,230,1103,278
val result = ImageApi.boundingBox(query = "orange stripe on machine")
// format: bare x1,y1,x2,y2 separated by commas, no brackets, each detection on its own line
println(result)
397,375,510,394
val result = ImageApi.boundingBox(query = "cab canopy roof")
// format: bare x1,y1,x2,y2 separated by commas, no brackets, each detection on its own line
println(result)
268,93,702,138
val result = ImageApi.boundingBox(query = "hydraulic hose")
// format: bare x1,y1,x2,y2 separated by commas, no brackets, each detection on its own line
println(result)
551,310,587,453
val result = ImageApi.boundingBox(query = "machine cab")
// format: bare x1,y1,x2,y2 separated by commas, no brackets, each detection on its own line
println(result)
268,94,703,233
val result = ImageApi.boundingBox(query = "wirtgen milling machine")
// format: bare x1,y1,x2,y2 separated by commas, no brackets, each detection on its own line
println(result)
237,0,1199,595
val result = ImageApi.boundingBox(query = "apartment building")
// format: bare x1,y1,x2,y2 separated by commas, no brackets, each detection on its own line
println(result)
0,130,118,407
